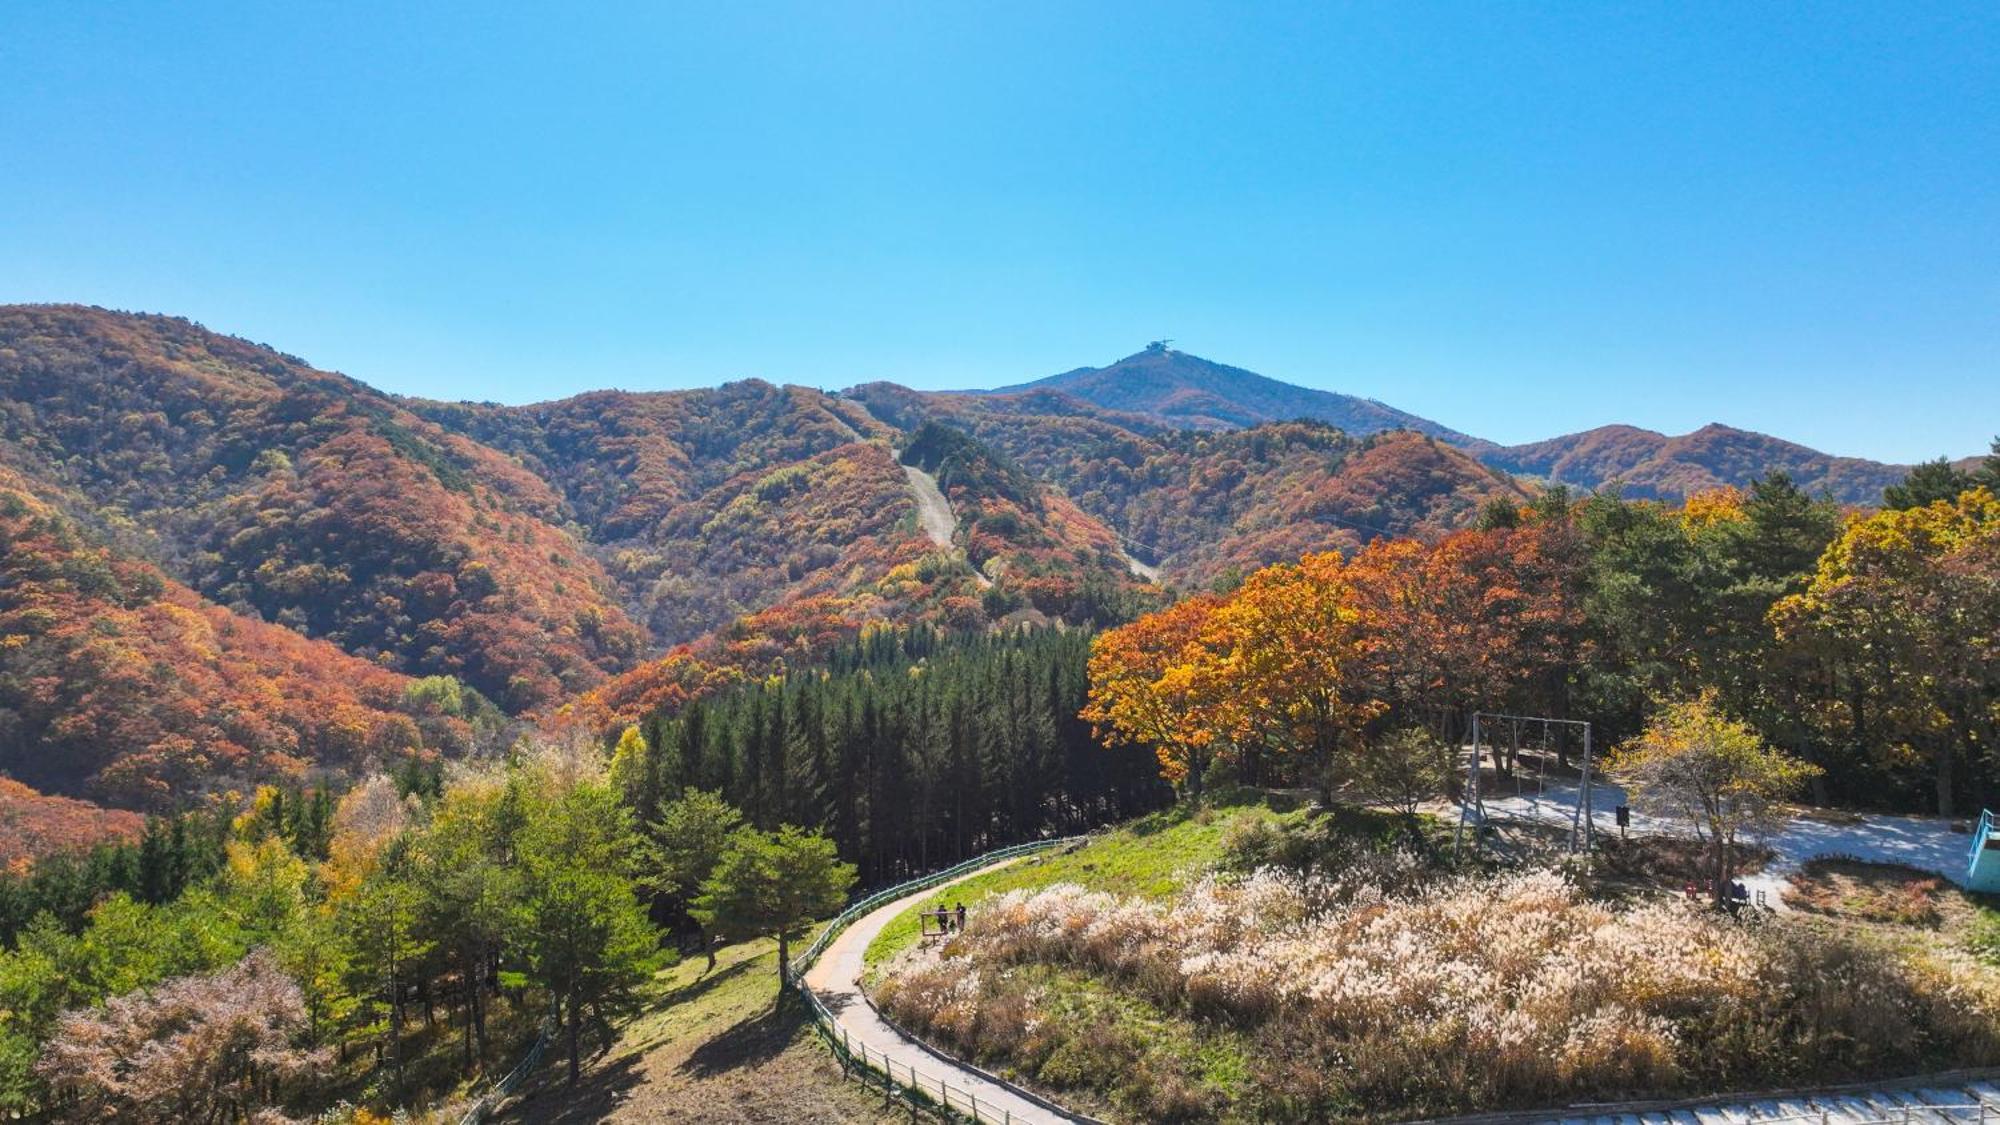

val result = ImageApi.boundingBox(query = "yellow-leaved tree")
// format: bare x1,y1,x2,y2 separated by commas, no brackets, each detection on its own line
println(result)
1772,488,2000,816
1209,551,1379,805
1605,693,1819,902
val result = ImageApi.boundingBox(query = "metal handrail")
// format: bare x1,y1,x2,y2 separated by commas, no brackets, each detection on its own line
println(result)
788,837,1081,986
788,836,1091,1123
458,1001,559,1125
457,837,1082,1125
1971,809,1993,871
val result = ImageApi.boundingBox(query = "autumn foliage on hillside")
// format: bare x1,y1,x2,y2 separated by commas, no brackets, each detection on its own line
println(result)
414,383,939,645
0,778,143,871
1089,462,2000,818
900,421,1158,621
1086,512,1582,796
1484,422,1917,504
847,386,1525,588
423,390,1151,650
414,380,892,538
614,441,940,644
0,305,641,711
0,473,430,811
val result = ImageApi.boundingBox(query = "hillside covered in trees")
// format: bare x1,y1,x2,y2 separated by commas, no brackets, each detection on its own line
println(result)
0,307,1161,840
1481,421,1940,503
923,342,1960,505
0,306,643,713
849,382,1529,588
1088,466,2000,816
0,467,474,812
0,302,1985,858
0,305,1996,1124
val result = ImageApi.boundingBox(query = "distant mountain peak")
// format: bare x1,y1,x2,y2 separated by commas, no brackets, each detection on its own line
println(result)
974,347,1483,446
958,343,1948,505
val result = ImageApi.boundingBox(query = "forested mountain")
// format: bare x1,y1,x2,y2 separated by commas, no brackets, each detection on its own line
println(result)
0,467,460,811
1484,422,1932,504
0,306,1161,826
848,382,1527,588
981,342,1483,444
413,386,936,645
0,306,1992,1125
411,386,1154,649
947,342,1963,505
0,306,642,712
0,303,1974,851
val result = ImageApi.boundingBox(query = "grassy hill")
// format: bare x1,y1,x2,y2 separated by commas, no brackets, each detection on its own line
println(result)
505,927,898,1125
859,792,2000,1123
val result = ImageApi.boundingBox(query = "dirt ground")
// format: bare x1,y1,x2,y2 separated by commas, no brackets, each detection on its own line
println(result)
1784,858,1967,929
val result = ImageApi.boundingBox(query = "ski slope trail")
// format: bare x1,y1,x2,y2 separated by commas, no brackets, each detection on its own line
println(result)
900,460,957,549
894,453,994,588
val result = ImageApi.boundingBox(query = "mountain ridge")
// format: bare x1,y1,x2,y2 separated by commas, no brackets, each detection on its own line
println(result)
951,343,1964,505
974,343,1488,448
1483,420,1930,503
0,303,1973,840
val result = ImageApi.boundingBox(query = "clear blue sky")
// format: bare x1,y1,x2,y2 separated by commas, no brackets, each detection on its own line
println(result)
3,3,1995,461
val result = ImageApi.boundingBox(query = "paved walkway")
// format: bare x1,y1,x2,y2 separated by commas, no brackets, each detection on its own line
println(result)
1468,779,1977,907
801,860,1080,1125
1538,1076,2000,1124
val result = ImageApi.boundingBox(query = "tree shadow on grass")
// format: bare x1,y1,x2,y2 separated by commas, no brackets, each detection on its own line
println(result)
655,953,760,1009
680,992,809,1079
508,1051,644,1124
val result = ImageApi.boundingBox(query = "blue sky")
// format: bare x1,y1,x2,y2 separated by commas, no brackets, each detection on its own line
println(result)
2,3,1994,461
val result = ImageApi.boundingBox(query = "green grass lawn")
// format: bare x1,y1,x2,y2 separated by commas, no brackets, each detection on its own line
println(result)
962,961,1255,1123
863,789,1324,977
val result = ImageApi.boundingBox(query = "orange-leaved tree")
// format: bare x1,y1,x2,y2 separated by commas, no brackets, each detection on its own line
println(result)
1083,594,1231,795
1209,551,1380,805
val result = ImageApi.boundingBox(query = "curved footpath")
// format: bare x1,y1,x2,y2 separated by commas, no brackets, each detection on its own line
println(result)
801,859,1082,1125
